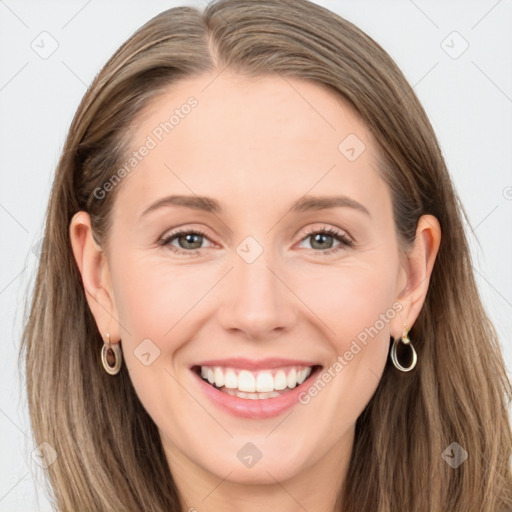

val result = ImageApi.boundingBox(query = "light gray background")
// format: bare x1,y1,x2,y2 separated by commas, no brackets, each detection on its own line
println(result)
1,1,511,510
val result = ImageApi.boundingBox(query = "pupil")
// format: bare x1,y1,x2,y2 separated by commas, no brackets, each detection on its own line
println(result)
312,233,332,250
180,233,202,249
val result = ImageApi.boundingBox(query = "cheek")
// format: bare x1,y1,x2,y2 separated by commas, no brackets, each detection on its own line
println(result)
111,254,211,343
108,255,210,416
289,256,399,349
290,261,397,427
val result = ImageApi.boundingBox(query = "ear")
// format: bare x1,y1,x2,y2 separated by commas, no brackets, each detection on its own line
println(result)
390,214,441,338
69,211,121,343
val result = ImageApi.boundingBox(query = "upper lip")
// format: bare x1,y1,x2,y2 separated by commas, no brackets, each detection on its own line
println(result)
191,357,321,371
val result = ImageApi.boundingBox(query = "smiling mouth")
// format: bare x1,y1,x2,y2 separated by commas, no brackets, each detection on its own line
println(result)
191,364,322,400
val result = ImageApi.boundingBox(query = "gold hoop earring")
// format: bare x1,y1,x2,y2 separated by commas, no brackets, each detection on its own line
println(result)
101,332,123,375
390,324,417,372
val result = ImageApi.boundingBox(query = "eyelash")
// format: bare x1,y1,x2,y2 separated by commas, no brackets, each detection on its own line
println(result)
158,225,354,257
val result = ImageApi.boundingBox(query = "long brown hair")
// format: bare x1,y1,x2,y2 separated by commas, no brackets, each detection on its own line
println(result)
20,0,512,510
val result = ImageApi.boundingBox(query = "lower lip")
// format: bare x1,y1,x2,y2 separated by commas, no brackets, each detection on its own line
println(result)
191,366,322,419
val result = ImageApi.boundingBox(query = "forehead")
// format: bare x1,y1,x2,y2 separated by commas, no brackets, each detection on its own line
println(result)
134,70,371,153
115,71,388,218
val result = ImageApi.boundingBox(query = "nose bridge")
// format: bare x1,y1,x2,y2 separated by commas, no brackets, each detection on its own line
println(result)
218,240,296,339
237,250,277,302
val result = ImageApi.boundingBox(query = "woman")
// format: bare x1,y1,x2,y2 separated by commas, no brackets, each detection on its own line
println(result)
20,0,512,510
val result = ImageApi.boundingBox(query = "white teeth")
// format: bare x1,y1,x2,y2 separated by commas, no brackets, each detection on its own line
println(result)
297,368,309,385
223,389,281,399
287,368,297,389
224,369,238,389
274,370,287,390
198,365,314,394
238,370,256,392
238,391,258,400
214,367,224,388
256,372,275,392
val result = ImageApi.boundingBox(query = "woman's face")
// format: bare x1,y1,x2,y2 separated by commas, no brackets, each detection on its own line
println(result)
97,73,410,485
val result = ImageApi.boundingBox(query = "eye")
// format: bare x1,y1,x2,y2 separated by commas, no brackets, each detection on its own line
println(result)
159,227,214,256
298,225,354,255
159,224,354,257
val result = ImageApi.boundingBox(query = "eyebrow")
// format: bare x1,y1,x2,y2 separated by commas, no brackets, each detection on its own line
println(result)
139,194,371,219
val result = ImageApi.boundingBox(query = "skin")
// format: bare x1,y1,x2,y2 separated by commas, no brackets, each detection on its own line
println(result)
70,72,441,512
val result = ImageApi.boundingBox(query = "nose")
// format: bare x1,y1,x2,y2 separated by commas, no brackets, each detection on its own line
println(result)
217,251,298,341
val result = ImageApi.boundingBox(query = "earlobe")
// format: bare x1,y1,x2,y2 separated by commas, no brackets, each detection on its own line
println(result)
69,211,121,341
391,214,441,338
